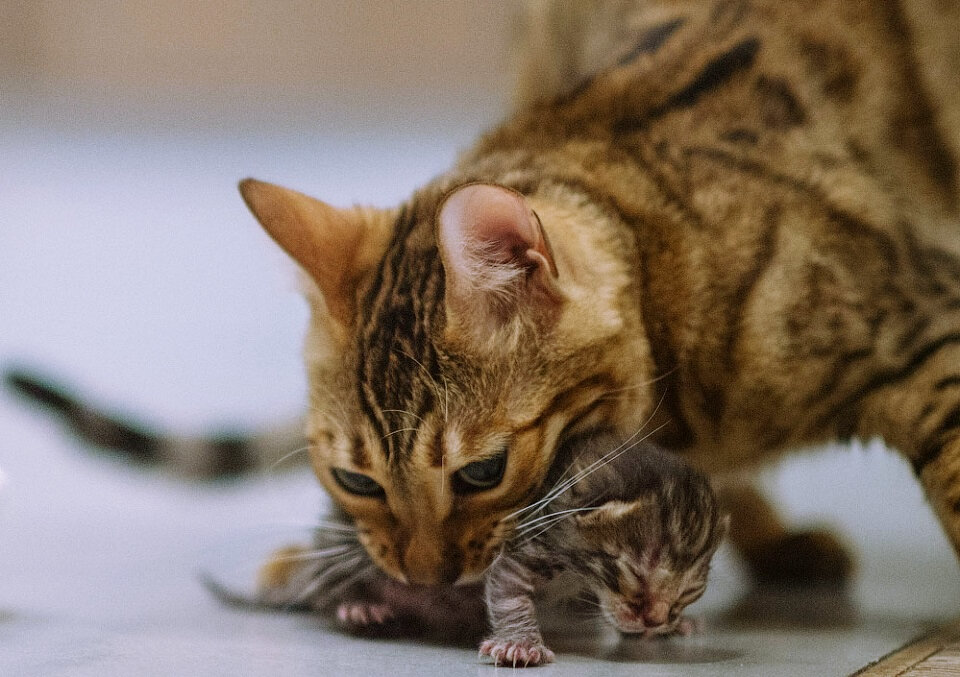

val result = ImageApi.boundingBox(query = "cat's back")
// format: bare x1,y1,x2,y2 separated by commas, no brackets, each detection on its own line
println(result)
511,0,960,220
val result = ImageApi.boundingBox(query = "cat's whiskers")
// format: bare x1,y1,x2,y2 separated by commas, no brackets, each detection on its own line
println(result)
269,544,360,565
516,506,597,535
510,418,667,524
508,392,668,523
440,451,446,500
515,505,609,546
293,552,370,605
313,520,360,534
505,433,636,522
507,424,668,549
380,409,428,426
596,368,678,399
267,444,313,474
306,404,348,436
381,427,419,441
308,383,351,427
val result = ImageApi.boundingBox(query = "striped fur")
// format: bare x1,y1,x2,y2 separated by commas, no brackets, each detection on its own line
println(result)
9,0,960,588
281,0,960,586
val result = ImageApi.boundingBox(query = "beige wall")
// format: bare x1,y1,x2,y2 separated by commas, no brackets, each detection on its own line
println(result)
1,1,513,117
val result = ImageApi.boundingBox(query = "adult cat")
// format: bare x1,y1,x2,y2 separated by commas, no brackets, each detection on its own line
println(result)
10,0,960,589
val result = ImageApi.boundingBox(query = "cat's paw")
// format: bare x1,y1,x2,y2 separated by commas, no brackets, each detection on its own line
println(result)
335,601,396,629
479,637,555,667
747,529,855,587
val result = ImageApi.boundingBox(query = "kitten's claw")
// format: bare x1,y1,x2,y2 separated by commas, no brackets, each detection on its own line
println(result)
335,601,395,628
479,638,555,667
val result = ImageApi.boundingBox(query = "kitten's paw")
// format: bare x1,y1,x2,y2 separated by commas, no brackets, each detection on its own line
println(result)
335,601,396,629
479,637,555,667
748,529,855,587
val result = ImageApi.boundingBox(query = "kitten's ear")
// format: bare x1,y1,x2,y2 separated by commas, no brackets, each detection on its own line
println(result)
436,183,561,342
239,178,392,329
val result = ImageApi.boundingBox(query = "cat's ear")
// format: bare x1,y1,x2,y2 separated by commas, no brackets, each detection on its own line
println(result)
239,178,392,330
436,183,561,342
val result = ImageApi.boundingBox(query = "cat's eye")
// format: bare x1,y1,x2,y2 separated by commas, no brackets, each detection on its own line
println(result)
453,450,508,493
331,468,385,497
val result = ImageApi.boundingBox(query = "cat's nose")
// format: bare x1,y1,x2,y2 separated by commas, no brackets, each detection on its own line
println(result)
402,537,461,585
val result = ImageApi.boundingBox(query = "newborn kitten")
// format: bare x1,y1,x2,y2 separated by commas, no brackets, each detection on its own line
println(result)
480,431,727,667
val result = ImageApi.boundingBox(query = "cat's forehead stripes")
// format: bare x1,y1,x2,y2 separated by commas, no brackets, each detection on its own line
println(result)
355,198,447,464
430,426,445,468
349,435,372,471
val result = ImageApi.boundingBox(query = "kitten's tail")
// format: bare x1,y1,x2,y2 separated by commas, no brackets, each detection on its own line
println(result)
4,366,307,480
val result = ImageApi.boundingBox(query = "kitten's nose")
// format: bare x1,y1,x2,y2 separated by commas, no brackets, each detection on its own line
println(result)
642,600,670,626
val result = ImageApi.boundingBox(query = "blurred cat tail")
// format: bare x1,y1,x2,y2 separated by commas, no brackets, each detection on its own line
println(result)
3,364,306,480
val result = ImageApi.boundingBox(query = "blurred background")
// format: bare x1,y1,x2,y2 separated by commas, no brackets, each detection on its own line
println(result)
2,1,512,127
1,3,958,675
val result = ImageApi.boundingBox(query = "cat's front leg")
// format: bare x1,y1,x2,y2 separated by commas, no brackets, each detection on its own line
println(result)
914,436,960,560
480,554,555,667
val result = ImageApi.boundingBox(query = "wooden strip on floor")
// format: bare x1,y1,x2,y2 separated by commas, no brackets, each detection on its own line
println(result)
851,619,960,676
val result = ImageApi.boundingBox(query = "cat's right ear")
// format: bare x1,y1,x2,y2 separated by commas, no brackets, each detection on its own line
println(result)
437,183,563,348
238,178,393,333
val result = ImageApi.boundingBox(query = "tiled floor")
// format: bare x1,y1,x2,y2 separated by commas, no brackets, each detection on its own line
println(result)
2,101,959,676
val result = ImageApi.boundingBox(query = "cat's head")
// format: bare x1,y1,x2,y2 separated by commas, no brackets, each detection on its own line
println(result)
574,475,727,636
240,177,653,585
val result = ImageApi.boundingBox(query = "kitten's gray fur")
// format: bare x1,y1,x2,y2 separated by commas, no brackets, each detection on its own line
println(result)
480,431,727,667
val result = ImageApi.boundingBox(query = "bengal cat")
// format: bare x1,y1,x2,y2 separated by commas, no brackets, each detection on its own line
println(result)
8,0,960,595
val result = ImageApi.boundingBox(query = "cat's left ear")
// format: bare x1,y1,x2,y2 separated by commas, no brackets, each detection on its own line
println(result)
238,178,393,334
437,183,562,343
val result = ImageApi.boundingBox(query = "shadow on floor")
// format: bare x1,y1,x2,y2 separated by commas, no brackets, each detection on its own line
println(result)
713,584,858,630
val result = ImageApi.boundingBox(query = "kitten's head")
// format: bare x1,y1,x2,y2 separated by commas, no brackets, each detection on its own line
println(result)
240,178,652,585
574,466,727,636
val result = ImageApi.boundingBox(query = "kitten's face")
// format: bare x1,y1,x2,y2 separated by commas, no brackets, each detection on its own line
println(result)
577,499,726,636
241,178,648,585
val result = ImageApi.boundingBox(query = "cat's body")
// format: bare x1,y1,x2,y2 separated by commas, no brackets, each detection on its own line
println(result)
480,431,725,667
251,0,960,588
9,0,960,597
